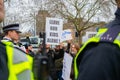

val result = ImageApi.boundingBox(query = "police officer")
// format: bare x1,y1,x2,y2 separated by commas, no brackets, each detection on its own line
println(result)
0,0,34,80
2,24,21,44
2,24,26,51
74,0,120,80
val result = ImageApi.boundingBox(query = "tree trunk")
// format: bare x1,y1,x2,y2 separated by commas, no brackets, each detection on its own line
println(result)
78,31,82,47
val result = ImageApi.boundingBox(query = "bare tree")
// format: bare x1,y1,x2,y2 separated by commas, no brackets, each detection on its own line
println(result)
4,0,37,33
4,0,117,43
43,0,115,45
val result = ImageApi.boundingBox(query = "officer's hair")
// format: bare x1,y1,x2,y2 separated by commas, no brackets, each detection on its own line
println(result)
4,30,10,35
4,30,16,35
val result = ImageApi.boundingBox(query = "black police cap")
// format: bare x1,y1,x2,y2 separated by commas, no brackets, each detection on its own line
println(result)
3,24,21,33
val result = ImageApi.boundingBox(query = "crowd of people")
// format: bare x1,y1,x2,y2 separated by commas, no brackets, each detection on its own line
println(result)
0,0,120,80
35,40,80,80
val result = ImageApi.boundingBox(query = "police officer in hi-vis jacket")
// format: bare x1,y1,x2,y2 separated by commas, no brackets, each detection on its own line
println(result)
0,0,34,80
74,0,120,80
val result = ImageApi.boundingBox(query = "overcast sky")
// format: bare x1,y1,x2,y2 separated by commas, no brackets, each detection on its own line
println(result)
3,0,117,34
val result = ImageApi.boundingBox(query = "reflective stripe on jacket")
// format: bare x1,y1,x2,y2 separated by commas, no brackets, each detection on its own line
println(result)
2,41,34,80
74,28,120,80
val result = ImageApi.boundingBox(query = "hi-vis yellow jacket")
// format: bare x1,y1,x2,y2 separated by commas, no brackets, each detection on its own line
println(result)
1,41,34,80
74,28,120,80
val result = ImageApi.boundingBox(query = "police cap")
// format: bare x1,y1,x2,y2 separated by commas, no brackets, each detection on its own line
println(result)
3,24,21,33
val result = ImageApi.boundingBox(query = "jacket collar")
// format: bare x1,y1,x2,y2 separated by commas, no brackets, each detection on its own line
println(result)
115,7,120,20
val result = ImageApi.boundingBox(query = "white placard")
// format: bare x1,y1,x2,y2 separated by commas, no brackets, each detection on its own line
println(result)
45,17,63,45
62,52,73,80
61,29,73,42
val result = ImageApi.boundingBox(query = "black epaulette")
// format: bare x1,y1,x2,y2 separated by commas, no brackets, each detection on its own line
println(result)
100,26,120,43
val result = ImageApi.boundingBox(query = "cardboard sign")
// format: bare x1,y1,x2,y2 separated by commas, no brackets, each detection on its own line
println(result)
61,29,73,42
62,52,73,80
45,17,63,45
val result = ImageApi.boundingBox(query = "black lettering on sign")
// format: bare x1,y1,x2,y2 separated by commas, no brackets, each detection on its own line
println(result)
47,38,58,43
49,20,59,25
50,26,58,31
50,32,58,37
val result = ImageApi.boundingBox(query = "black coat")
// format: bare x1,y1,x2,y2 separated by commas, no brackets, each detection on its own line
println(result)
0,42,9,80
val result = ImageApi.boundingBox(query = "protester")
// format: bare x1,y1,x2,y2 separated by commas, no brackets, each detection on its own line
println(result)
36,44,43,54
24,43,35,57
0,1,34,79
54,43,65,80
45,44,57,80
70,43,80,57
70,43,79,80
62,40,79,80
33,43,52,80
36,43,65,80
74,0,120,80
